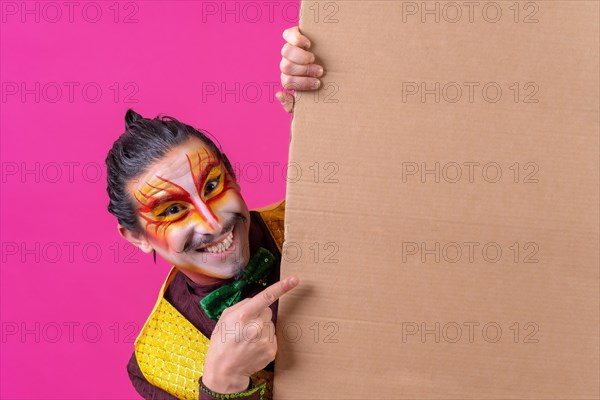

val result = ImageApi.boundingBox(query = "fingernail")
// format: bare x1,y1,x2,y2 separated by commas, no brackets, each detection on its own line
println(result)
316,66,324,77
288,276,299,286
313,79,321,89
304,41,311,49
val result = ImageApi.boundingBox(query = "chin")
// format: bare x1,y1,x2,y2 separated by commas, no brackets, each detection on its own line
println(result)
211,264,244,280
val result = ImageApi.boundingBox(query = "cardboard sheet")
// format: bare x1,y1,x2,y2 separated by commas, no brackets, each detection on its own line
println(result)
275,1,599,398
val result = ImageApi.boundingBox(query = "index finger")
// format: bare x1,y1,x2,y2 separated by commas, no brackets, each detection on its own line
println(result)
283,26,311,50
244,276,299,316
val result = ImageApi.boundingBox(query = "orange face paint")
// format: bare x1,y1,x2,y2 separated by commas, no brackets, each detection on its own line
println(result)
134,146,234,239
127,137,251,284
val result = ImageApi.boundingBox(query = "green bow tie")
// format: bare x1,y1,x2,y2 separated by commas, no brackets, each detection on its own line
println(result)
199,247,276,321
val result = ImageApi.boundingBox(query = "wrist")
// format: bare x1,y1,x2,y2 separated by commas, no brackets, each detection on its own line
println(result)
202,370,250,394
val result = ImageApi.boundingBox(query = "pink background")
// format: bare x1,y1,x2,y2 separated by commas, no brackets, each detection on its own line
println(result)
1,1,296,398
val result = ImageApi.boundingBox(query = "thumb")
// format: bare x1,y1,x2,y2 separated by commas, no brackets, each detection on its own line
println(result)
276,91,295,113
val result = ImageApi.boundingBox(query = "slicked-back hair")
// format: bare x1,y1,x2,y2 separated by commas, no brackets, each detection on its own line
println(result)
105,109,236,233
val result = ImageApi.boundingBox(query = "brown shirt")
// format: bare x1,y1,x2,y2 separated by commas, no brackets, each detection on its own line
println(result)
127,209,282,399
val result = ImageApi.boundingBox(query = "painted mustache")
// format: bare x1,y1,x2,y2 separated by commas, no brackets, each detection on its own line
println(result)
179,213,246,254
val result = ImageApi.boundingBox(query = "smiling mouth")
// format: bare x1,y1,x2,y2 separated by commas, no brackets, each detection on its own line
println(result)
195,229,234,254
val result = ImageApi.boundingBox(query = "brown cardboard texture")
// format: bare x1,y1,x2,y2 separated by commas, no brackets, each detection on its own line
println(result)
274,1,599,399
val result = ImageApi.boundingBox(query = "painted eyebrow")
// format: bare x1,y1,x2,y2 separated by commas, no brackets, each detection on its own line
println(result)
146,193,190,211
186,154,221,196
201,163,222,183
194,162,222,196
143,163,222,210
136,176,190,211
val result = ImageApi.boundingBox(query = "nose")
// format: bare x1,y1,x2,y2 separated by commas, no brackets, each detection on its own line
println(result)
191,200,223,235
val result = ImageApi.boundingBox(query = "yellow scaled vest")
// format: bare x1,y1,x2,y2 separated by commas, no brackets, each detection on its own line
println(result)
134,200,285,400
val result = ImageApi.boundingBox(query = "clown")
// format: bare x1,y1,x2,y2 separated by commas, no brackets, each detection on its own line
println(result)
104,27,322,400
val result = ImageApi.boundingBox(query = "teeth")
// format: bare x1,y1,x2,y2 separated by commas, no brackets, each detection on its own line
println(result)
203,231,234,253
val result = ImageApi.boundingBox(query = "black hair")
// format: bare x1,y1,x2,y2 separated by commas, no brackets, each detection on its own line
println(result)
105,109,236,233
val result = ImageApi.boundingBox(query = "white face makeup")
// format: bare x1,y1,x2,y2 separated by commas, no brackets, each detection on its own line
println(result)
128,137,251,285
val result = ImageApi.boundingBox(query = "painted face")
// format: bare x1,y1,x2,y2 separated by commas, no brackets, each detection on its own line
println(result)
128,137,251,284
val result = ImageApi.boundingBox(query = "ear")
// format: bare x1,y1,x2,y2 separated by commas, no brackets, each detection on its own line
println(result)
118,224,154,254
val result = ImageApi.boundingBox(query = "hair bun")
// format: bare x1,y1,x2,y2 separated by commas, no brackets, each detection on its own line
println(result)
125,109,143,130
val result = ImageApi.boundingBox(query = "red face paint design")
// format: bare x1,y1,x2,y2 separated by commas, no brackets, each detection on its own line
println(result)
134,146,234,239
126,137,251,284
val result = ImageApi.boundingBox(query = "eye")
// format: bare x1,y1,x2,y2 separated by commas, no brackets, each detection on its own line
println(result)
204,175,222,196
158,204,186,217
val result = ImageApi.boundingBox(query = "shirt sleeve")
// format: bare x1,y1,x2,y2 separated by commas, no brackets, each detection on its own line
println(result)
198,377,267,400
